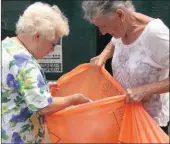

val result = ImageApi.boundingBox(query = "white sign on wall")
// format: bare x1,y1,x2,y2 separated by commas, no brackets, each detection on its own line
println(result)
38,38,63,73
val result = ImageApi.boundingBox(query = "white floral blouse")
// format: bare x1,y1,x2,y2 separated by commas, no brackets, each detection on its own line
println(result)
111,19,169,127
2,37,53,143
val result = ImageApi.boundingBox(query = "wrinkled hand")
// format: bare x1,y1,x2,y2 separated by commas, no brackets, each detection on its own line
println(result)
73,93,93,105
90,55,106,68
126,87,150,103
48,81,58,88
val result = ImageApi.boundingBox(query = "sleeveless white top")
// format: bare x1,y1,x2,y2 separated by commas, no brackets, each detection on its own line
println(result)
111,19,169,126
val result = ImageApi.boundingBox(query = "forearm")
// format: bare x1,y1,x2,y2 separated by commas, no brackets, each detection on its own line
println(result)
39,95,75,115
99,41,114,62
39,94,91,115
141,77,169,96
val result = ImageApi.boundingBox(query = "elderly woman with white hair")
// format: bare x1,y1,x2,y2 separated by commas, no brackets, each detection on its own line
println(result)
82,1,169,134
2,2,91,143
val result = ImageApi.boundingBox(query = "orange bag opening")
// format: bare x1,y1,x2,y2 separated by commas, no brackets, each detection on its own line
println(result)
50,64,125,100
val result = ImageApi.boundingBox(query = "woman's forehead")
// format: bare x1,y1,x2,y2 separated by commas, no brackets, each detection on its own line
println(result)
93,14,115,26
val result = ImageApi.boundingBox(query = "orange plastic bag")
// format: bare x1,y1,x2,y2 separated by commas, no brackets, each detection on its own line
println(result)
50,64,125,100
46,96,126,143
119,103,169,143
46,64,126,143
46,64,169,143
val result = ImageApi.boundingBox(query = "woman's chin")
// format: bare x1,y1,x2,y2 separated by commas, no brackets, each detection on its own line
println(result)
110,34,120,39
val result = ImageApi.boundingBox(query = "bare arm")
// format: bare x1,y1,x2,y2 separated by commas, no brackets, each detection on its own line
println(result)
142,77,169,95
99,41,114,62
39,94,91,115
126,77,169,103
90,41,115,67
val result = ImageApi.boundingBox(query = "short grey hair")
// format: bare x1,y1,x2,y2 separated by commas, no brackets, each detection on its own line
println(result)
82,0,135,22
16,2,69,40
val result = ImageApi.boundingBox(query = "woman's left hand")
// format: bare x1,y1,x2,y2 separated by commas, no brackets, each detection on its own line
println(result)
48,81,58,88
125,78,169,103
126,86,150,103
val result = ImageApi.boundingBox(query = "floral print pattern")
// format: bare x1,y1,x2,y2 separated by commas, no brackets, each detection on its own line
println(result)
2,37,53,143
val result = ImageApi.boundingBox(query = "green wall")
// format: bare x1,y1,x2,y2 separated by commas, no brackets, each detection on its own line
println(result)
133,0,169,27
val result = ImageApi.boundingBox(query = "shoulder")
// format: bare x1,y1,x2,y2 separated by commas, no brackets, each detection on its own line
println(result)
2,37,36,68
2,37,21,54
142,19,169,50
142,19,169,69
144,19,169,40
111,37,121,45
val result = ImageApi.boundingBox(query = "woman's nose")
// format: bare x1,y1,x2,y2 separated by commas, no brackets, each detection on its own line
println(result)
99,28,106,35
51,46,55,52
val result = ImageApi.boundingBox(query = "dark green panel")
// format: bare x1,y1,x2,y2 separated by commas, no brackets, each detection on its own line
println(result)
133,0,169,27
2,0,31,39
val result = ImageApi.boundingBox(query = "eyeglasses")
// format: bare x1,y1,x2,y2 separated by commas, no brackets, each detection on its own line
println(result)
52,40,59,47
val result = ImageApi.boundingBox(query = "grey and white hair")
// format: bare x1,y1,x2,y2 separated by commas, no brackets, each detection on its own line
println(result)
16,2,69,40
82,0,135,22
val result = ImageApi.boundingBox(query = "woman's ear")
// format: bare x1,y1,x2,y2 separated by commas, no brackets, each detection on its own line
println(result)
115,9,125,22
33,33,40,41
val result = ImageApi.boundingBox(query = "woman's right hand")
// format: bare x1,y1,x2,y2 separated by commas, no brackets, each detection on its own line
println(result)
90,55,106,68
72,93,93,105
90,41,114,68
39,93,92,115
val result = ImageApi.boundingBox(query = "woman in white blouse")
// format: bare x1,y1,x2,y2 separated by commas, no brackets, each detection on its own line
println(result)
82,1,169,134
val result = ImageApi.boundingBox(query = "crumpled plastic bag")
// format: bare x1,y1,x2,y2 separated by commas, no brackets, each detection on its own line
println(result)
45,64,169,143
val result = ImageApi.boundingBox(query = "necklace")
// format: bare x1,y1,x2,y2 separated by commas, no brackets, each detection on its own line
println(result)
16,36,34,56
16,36,27,48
